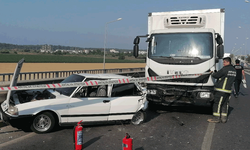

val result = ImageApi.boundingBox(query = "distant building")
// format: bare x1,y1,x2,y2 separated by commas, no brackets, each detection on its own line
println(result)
123,51,132,54
83,49,90,54
54,49,84,54
110,49,119,53
139,51,147,55
40,44,52,53
223,53,231,58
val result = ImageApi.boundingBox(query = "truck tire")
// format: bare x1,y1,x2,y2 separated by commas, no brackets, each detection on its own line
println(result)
131,111,146,125
31,112,56,134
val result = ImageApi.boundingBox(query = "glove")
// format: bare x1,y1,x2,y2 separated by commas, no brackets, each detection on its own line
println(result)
242,79,246,84
242,79,247,88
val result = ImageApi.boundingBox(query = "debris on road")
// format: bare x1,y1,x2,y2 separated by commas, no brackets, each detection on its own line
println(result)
172,116,184,126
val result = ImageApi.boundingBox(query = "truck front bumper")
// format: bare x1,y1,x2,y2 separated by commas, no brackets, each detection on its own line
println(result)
147,85,214,106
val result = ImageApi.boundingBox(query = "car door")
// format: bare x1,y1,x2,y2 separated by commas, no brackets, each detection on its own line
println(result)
67,85,111,123
108,83,142,121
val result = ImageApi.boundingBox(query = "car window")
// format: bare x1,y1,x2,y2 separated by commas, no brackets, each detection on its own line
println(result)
73,87,88,98
111,83,141,97
56,74,85,96
74,85,107,98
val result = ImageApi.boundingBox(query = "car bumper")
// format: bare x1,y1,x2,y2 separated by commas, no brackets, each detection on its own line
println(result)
0,105,15,123
0,106,32,123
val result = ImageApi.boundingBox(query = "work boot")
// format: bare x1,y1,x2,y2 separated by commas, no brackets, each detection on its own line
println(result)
221,116,227,123
207,116,220,123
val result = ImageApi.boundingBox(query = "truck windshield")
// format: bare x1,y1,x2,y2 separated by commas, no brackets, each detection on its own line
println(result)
56,74,85,96
148,33,213,59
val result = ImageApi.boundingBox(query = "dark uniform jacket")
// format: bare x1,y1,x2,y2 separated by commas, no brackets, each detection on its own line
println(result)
234,64,244,80
212,64,236,93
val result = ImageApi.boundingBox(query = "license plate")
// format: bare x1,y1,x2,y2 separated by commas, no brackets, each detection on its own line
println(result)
1,101,9,112
147,89,157,95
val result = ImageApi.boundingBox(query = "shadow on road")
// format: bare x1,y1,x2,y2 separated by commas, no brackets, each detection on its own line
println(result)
228,106,234,116
83,135,103,148
135,147,144,150
148,102,212,115
239,91,247,96
54,121,133,133
0,129,23,134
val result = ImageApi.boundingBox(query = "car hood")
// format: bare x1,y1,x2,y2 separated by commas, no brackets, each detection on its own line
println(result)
6,58,25,102
1,59,24,112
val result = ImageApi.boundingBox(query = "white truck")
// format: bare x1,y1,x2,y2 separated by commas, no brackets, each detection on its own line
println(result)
133,9,225,106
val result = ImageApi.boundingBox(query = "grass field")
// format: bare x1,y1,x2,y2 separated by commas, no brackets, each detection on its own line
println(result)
0,54,145,63
0,63,145,74
0,54,145,82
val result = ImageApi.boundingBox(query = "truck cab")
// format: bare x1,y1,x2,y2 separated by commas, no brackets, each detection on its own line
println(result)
133,9,225,106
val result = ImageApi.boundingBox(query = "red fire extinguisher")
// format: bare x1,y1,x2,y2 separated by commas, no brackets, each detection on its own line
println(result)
74,120,83,150
122,133,133,150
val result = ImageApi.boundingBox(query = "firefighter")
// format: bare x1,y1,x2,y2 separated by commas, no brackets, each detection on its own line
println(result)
234,59,246,98
208,57,236,123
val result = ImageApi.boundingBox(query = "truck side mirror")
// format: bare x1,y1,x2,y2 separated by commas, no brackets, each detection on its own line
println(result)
133,45,139,58
133,36,140,58
133,36,140,44
217,44,224,59
216,33,223,45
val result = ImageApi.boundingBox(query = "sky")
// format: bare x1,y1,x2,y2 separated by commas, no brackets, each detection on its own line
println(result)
0,0,249,54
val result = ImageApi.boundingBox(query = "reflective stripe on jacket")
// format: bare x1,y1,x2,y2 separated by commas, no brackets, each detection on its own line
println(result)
212,65,236,93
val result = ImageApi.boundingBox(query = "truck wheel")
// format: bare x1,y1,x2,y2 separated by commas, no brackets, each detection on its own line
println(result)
31,112,55,134
131,111,146,125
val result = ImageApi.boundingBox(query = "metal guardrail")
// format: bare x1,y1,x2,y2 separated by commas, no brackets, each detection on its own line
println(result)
1,66,248,83
244,67,250,73
0,68,145,82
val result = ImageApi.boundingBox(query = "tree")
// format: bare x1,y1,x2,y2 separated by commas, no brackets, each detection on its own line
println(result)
54,51,63,55
0,50,9,54
118,54,125,60
24,49,30,52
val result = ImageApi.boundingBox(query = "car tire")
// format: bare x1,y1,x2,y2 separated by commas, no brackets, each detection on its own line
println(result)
30,112,56,134
131,110,146,125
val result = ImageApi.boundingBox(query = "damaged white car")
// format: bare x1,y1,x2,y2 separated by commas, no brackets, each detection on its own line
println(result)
0,59,148,133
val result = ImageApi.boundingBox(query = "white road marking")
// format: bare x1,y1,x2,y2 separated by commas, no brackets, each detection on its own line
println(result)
201,123,216,150
244,71,250,76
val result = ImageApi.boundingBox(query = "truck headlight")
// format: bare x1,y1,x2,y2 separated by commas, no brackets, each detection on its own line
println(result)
7,105,18,115
199,92,211,98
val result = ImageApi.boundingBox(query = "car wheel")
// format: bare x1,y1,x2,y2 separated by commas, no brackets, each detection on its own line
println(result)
131,111,146,125
31,112,55,133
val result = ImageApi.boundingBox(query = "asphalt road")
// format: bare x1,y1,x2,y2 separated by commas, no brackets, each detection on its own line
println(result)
1,74,250,150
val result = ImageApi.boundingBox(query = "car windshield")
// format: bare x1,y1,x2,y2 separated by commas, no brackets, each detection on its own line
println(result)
148,33,213,59
55,74,85,96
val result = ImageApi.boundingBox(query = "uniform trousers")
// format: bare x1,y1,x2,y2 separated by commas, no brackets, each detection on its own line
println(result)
234,79,242,95
213,91,230,118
